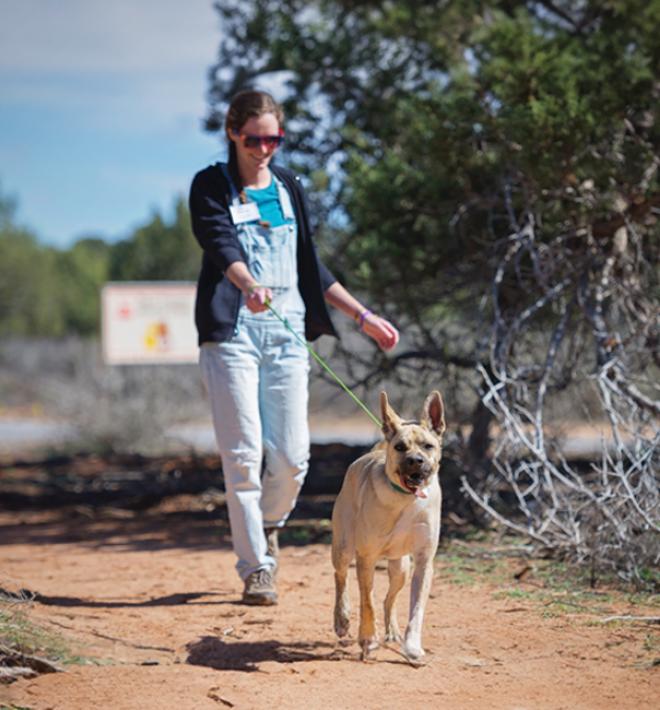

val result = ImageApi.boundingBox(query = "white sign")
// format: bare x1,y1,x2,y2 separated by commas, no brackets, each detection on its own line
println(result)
101,282,198,364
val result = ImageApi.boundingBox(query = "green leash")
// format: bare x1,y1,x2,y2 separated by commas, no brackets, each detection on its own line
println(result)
266,300,413,495
265,300,382,428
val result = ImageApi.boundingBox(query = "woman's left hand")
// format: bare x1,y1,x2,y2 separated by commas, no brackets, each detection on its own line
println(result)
362,314,399,352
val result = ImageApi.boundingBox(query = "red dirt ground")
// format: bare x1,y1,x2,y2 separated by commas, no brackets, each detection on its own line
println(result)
0,508,658,710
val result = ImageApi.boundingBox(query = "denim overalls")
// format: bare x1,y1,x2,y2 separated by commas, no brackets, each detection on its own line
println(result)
199,167,310,580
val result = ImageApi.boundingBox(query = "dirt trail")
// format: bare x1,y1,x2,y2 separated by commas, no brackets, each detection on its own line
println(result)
0,509,658,710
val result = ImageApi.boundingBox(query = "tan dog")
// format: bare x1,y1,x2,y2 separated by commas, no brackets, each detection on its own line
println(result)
331,390,445,662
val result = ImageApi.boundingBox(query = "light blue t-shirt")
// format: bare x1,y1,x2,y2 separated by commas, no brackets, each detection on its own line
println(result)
246,179,287,227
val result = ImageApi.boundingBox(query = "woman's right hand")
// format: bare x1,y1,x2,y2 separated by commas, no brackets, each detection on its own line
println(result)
245,285,273,313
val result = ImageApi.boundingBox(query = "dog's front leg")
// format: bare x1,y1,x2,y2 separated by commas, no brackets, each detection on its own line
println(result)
332,557,351,640
356,554,378,660
403,553,434,661
383,556,409,643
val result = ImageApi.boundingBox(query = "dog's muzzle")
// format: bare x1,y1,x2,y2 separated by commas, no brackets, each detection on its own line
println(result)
398,455,435,497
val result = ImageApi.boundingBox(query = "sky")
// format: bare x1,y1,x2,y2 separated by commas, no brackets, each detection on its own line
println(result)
0,0,226,248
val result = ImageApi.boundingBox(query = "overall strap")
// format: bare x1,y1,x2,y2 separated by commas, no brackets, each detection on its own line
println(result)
271,173,296,222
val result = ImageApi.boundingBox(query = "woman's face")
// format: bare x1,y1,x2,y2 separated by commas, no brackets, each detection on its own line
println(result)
230,112,282,172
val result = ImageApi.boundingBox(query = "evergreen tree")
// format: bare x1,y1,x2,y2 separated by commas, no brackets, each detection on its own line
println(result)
205,0,659,363
0,189,65,336
109,198,200,282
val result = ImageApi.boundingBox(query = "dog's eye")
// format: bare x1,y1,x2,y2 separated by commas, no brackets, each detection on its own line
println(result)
394,443,406,452
423,443,435,450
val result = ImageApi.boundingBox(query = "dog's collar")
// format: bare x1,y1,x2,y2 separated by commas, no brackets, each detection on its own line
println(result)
389,480,414,495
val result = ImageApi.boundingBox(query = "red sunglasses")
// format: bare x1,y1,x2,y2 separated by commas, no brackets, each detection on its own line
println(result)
239,130,285,150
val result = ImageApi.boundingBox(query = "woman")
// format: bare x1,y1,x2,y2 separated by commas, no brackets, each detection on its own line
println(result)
189,90,399,605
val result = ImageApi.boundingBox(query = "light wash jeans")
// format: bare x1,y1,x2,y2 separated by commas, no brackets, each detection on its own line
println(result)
199,311,310,580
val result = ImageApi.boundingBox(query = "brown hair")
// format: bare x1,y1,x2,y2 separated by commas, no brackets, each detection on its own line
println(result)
226,90,284,228
225,90,284,140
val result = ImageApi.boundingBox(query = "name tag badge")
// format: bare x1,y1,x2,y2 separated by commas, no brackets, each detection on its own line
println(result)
229,202,260,224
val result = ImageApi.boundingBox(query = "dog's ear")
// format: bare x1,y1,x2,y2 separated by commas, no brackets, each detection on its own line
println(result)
380,391,402,441
421,390,445,437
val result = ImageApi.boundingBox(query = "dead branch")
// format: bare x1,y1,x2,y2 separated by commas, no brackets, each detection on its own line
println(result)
598,616,660,624
0,643,64,675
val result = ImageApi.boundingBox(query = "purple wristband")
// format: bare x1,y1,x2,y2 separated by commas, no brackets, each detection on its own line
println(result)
358,309,372,329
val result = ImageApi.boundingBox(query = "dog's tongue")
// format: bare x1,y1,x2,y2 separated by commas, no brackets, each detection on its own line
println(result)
402,475,428,498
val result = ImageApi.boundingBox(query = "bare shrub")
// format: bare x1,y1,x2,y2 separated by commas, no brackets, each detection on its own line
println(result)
0,337,209,455
462,216,659,587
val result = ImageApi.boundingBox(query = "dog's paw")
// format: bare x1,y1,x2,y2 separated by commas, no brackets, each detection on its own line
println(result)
359,638,379,661
402,641,425,663
384,630,403,644
334,612,350,639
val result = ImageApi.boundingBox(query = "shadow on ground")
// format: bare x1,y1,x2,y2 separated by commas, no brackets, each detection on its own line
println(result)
0,587,235,608
0,508,333,552
185,635,414,671
186,636,338,671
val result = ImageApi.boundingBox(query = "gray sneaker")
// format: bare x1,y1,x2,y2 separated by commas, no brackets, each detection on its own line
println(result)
242,568,278,606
